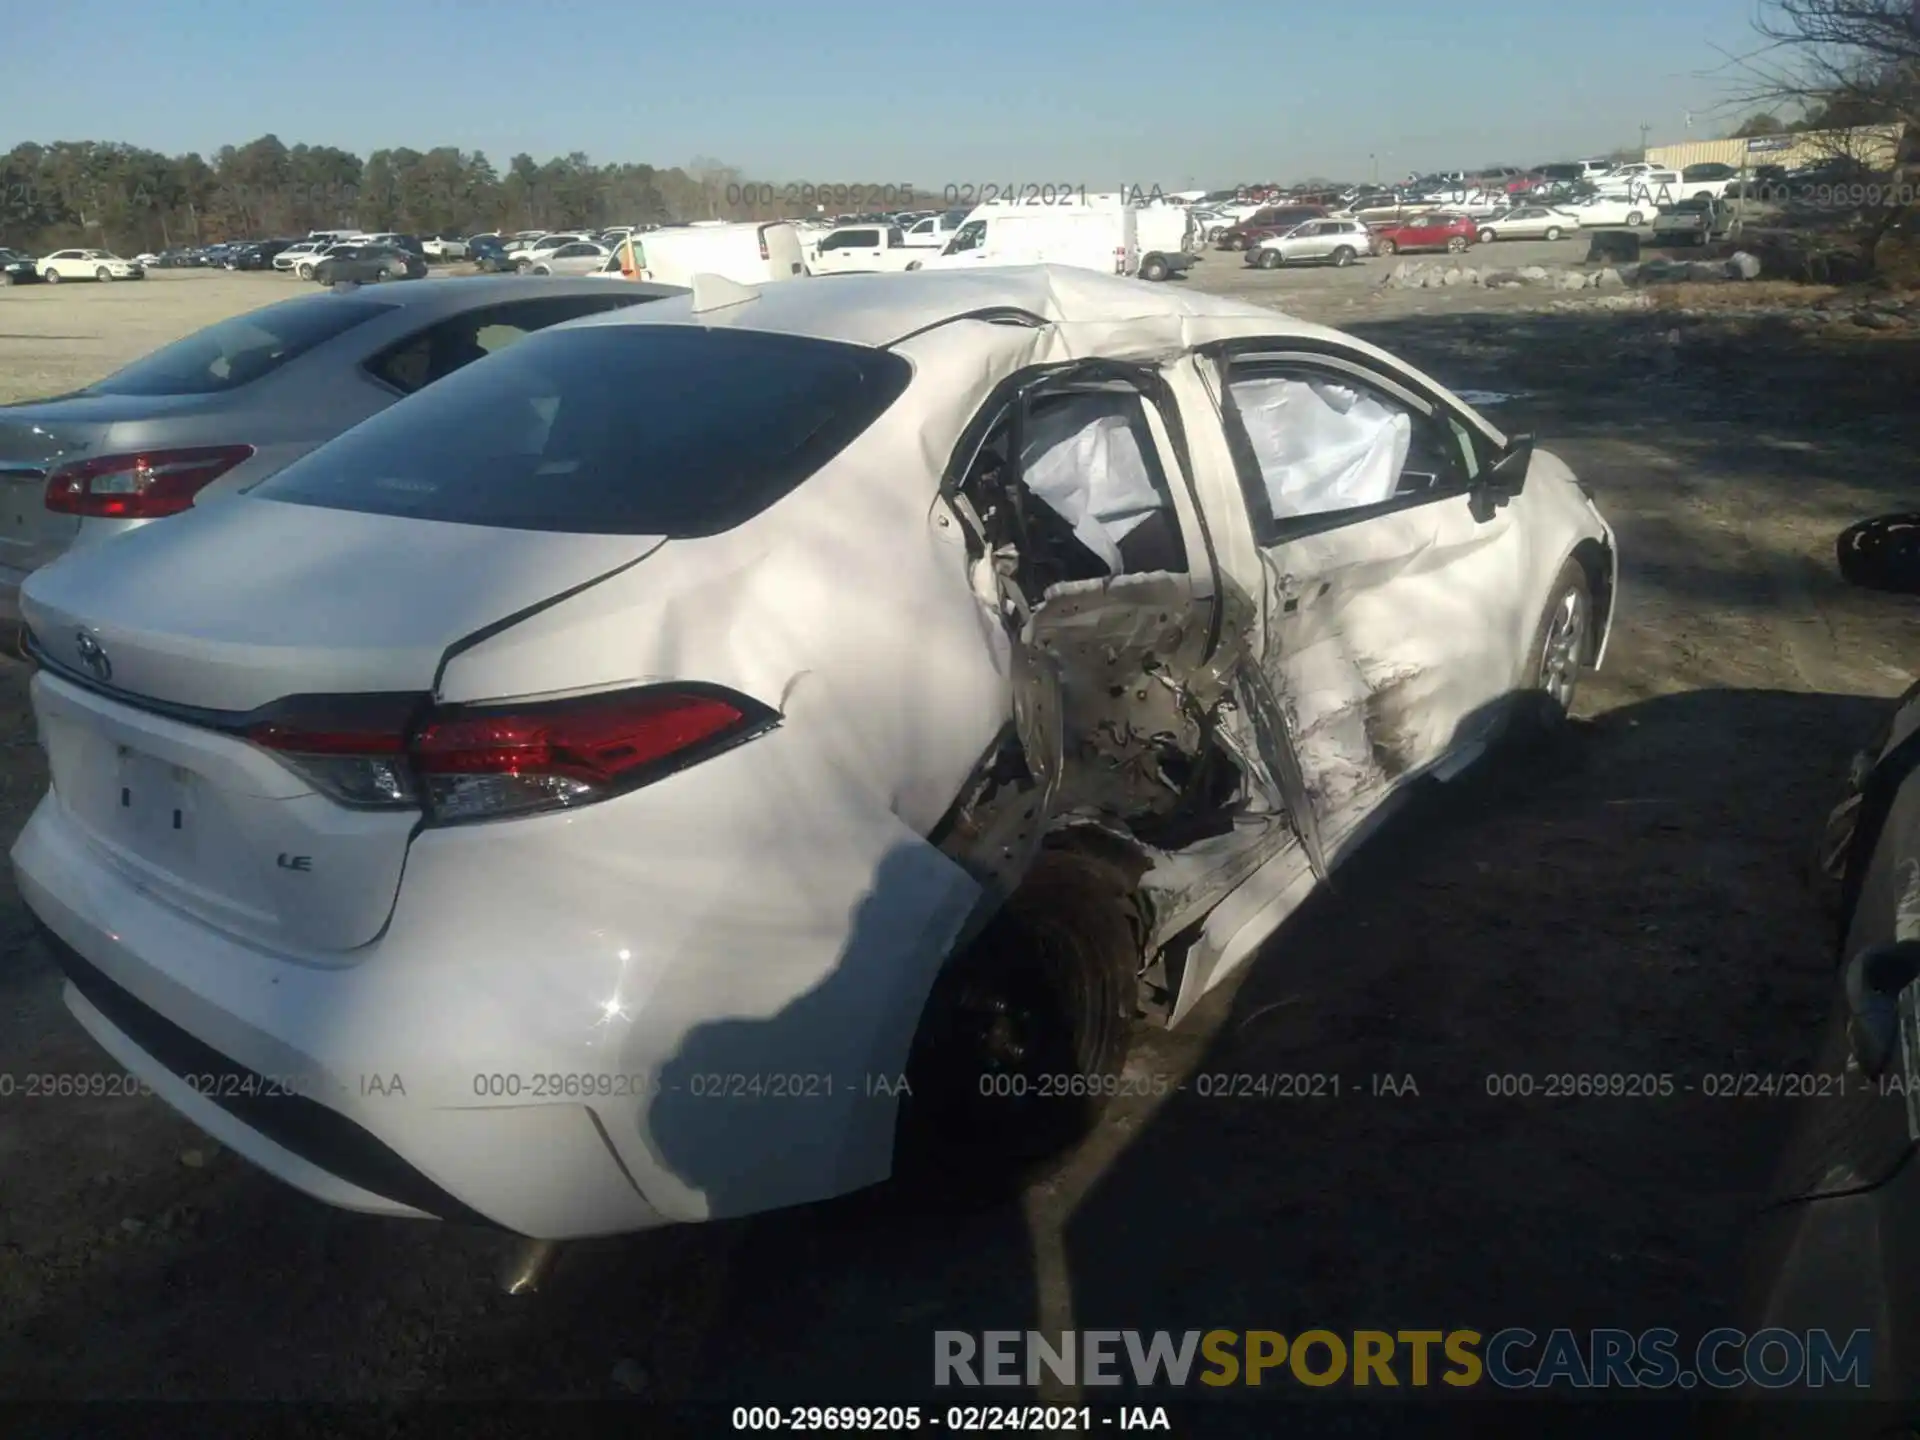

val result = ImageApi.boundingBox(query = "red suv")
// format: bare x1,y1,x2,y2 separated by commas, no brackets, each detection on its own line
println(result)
1368,212,1477,256
1214,205,1327,251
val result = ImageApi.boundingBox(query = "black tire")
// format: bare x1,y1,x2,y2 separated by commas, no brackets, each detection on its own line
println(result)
1257,248,1282,269
1226,234,1247,251
0,271,14,286
1514,557,1593,738
296,263,314,280
1626,211,1644,226
1139,254,1169,282
1446,235,1468,252
895,851,1141,1194
1378,238,1398,254
1544,226,1561,241
42,269,60,284
96,267,112,282
1479,228,1497,244
1330,246,1356,267
1836,514,1920,595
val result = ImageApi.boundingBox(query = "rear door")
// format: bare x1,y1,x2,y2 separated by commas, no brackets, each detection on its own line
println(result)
1195,340,1531,855
1290,222,1336,259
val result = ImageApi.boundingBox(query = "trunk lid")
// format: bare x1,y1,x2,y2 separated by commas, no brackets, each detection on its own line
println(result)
0,414,94,577
0,395,242,576
23,496,666,954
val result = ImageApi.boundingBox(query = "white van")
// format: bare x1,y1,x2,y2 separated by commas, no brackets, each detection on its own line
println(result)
913,205,1139,278
612,222,806,286
1133,205,1199,281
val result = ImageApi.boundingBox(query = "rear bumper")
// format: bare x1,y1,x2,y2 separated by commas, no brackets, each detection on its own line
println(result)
10,711,983,1237
17,818,667,1237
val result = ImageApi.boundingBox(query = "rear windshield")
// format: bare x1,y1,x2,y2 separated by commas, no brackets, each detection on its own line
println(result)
250,323,914,537
89,295,395,397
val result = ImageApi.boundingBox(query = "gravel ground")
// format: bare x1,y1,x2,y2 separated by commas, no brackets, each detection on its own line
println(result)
1,257,1917,1435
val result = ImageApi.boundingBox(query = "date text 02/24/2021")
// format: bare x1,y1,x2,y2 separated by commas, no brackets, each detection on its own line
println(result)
731,1404,1174,1431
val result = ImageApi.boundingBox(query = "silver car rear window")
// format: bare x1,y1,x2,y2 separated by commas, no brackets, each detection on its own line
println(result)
88,295,396,397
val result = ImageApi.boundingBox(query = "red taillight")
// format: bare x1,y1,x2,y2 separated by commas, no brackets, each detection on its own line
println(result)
45,445,255,519
245,685,776,822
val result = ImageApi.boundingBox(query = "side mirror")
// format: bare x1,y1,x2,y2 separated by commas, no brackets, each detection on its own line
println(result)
1486,433,1534,496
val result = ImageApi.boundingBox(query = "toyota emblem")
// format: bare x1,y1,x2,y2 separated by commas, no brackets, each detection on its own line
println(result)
74,630,111,683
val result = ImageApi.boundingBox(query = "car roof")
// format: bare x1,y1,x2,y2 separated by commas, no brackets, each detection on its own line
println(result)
569,264,1322,351
297,275,685,317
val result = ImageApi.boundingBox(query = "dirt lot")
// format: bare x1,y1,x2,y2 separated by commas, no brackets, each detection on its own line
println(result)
1,262,1918,1434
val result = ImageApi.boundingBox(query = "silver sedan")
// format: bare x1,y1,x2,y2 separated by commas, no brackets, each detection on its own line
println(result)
0,276,683,618
1473,205,1583,243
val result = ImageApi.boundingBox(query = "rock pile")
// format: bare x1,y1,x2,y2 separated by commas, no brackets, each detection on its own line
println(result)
1378,252,1768,291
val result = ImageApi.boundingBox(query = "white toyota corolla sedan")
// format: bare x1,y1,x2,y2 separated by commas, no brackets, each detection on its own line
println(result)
13,266,1616,1240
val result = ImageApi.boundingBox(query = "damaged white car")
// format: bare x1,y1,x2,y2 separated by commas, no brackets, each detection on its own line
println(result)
13,266,1616,1240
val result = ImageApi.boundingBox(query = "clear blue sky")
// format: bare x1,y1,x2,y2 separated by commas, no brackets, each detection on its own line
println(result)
2,0,1768,182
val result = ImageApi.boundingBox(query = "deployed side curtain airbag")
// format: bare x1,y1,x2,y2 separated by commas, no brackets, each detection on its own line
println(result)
1232,376,1412,520
1018,395,1167,575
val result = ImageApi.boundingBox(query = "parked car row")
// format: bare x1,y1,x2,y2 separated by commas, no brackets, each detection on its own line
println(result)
1,262,1617,1248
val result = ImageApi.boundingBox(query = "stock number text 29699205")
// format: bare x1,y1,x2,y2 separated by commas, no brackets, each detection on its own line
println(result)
726,184,914,210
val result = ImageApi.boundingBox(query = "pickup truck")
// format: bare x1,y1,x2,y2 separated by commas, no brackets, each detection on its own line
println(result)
1651,197,1739,246
806,223,923,274
901,211,968,248
1675,163,1741,201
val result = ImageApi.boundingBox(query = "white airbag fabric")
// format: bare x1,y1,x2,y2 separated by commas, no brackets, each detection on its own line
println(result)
1019,396,1165,573
1232,377,1411,520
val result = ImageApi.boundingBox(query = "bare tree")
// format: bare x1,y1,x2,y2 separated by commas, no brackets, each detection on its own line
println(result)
1738,0,1918,271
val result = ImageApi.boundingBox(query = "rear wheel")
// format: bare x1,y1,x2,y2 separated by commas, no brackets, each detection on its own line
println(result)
1544,226,1562,241
896,851,1141,1195
1626,210,1644,226
1139,254,1169,282
1446,235,1468,252
42,269,60,284
1330,246,1356,267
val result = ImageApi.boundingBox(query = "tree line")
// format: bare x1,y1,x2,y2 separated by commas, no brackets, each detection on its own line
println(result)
0,136,927,253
